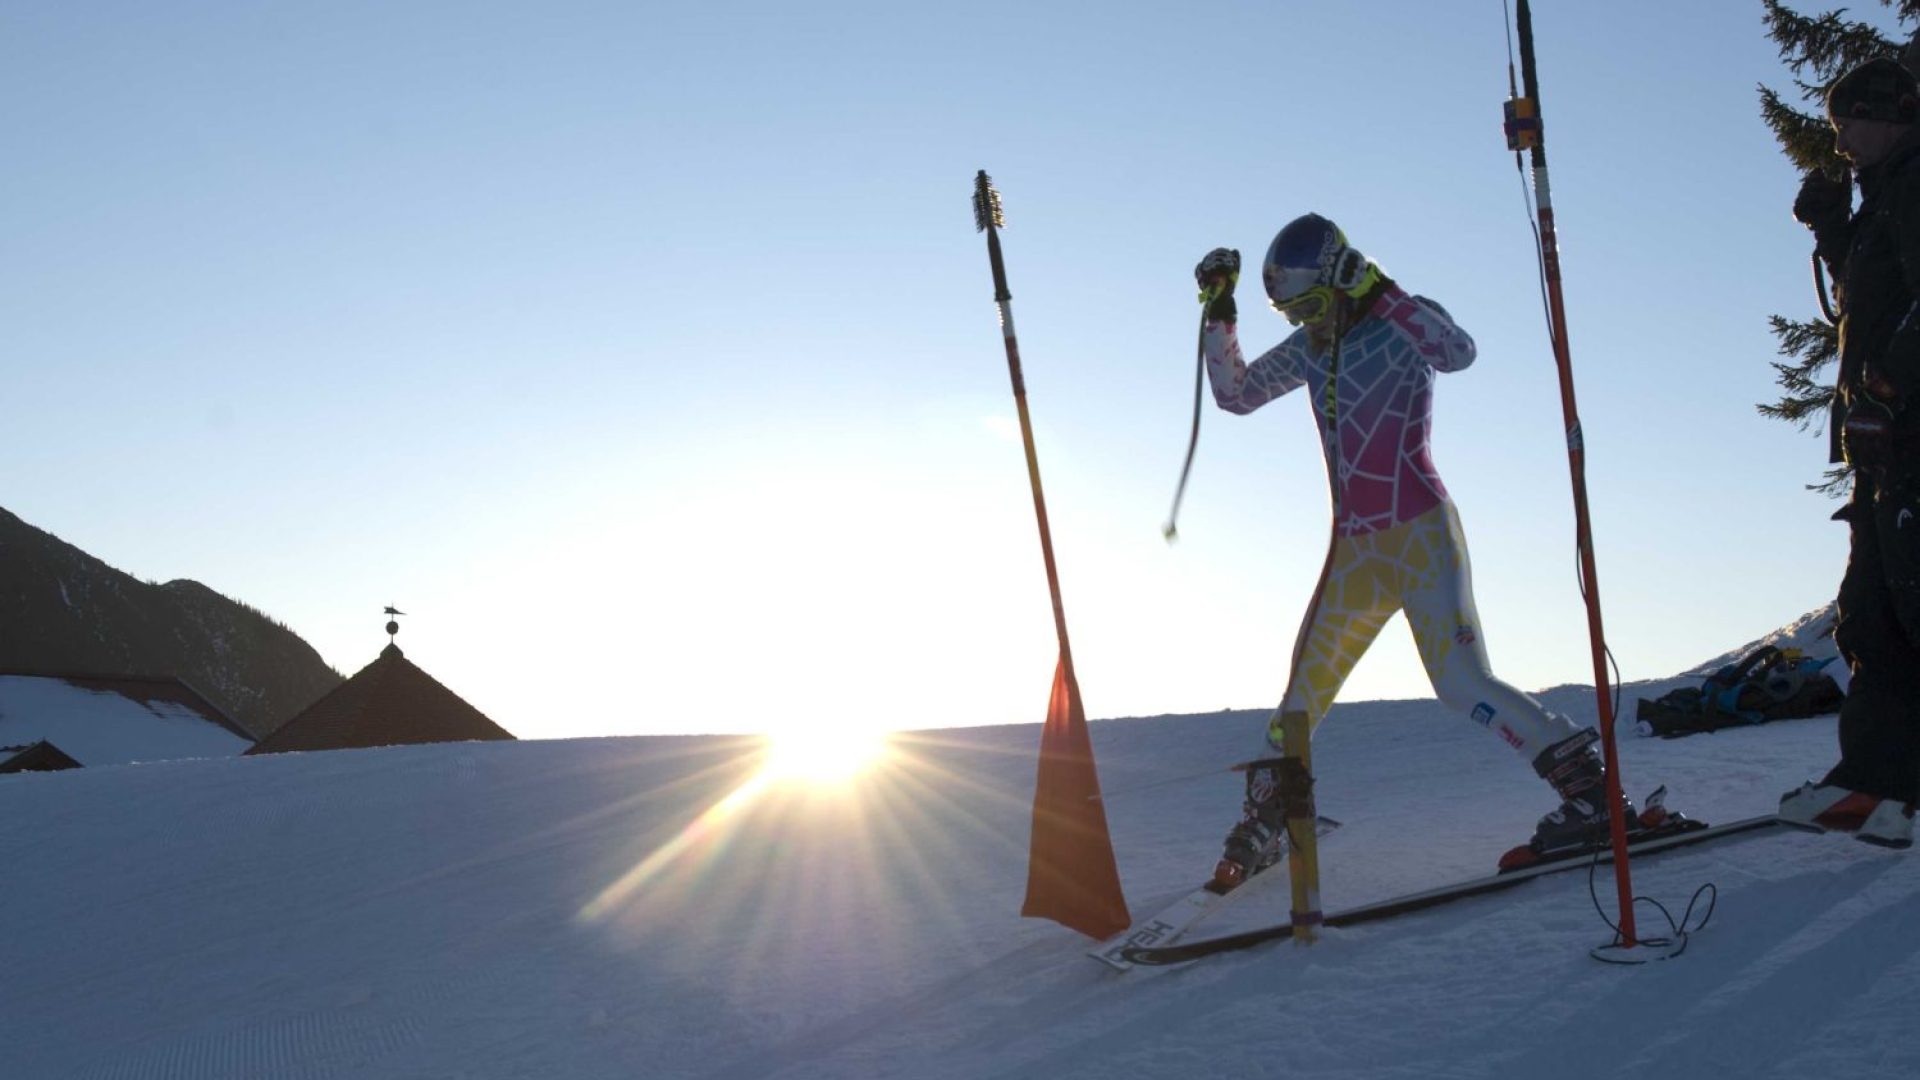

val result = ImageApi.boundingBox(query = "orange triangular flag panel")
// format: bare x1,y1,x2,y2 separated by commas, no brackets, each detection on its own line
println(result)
1021,655,1130,939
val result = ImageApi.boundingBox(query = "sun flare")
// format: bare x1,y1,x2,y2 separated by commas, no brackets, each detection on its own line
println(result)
761,723,891,785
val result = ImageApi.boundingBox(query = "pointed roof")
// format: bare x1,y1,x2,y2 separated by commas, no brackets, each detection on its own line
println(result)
245,644,513,755
0,739,84,774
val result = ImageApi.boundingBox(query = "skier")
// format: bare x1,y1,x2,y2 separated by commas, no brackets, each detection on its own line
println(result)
1779,57,1920,848
1193,214,1633,887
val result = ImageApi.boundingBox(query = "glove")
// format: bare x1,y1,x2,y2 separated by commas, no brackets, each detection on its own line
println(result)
1793,169,1852,235
1842,392,1895,474
1194,247,1240,322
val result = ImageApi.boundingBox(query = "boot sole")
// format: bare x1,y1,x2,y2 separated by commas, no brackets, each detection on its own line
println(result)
1855,832,1914,850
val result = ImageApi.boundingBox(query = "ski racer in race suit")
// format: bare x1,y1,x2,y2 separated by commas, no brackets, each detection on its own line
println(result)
1193,214,1630,884
1780,56,1920,845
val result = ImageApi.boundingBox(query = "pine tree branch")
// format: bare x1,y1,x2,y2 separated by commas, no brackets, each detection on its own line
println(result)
1762,313,1839,429
1810,465,1853,496
1769,314,1840,363
1763,0,1902,81
1761,85,1848,171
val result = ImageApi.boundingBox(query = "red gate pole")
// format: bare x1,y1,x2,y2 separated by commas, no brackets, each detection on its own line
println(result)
1508,0,1638,946
973,170,1130,940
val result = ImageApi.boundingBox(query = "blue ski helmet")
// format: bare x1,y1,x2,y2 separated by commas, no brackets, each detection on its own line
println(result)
1262,213,1371,325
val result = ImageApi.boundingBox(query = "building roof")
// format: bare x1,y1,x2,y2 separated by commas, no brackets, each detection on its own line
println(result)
245,644,513,755
0,739,84,774
0,672,256,766
0,671,253,739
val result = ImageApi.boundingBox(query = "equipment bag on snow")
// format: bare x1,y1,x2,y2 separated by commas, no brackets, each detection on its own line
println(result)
1634,645,1844,739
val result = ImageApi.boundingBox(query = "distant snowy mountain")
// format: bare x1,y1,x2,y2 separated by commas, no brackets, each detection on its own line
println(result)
1691,601,1841,676
2,604,1912,1079
0,506,341,736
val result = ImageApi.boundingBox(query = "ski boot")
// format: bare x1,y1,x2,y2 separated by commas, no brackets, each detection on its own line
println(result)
1531,727,1636,848
1778,781,1883,832
1213,758,1290,892
1497,728,1638,871
1857,800,1916,849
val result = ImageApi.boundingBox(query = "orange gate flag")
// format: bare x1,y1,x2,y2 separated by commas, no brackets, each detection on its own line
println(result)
1021,654,1131,939
973,169,1128,940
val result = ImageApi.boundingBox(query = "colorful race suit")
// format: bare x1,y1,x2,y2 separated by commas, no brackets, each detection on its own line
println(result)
1203,282,1580,759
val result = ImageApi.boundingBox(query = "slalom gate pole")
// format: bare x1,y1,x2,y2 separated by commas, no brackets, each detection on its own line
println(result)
972,170,1073,661
1506,0,1638,946
975,170,1131,940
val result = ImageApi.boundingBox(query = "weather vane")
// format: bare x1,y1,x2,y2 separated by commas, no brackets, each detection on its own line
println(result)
383,605,406,643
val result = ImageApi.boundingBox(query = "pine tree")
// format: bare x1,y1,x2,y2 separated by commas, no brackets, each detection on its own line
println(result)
1758,0,1920,491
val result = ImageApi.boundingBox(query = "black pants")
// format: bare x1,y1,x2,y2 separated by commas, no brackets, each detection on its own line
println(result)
1824,471,1920,803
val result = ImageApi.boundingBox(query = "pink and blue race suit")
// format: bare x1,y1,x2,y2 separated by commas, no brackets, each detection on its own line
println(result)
1203,282,1579,759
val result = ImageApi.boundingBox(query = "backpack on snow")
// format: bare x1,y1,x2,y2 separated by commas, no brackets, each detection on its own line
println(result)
1633,645,1844,739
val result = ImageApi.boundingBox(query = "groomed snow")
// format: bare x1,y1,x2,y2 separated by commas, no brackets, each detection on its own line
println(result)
0,676,1913,1078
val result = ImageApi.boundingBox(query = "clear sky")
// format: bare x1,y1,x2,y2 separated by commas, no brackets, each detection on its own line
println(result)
0,1,1879,741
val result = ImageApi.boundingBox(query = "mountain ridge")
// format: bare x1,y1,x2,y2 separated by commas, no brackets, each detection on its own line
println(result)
0,505,342,737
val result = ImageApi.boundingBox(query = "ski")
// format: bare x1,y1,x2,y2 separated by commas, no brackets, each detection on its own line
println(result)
1089,816,1341,972
1120,813,1785,966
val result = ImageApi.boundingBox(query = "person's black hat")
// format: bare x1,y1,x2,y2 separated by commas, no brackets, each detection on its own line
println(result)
1827,57,1920,124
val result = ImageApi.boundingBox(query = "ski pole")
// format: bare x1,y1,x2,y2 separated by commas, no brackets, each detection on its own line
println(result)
1162,308,1210,542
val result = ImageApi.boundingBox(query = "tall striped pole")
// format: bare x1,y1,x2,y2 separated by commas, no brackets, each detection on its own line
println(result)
1508,0,1638,946
975,170,1129,940
974,172,1073,660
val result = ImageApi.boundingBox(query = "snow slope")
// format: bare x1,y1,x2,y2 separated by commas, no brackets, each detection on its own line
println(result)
2,672,1915,1078
1692,600,1844,683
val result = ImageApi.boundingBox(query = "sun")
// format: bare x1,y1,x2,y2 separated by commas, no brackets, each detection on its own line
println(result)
761,722,892,785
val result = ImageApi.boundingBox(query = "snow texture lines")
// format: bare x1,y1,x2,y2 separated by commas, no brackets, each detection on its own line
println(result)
1,643,1912,1080
70,1009,427,1080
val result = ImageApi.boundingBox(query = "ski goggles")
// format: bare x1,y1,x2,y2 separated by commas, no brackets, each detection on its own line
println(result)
1271,284,1336,326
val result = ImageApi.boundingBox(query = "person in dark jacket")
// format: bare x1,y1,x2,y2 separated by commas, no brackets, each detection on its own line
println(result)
1780,57,1920,848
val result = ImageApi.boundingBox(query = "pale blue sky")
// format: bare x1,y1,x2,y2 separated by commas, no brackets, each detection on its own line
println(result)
0,1,1871,739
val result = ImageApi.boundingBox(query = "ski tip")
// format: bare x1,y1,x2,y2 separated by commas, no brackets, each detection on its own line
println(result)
973,171,1004,232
